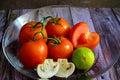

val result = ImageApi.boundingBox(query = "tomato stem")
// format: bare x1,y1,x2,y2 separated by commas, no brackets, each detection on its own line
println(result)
32,22,43,28
51,18,60,24
33,31,46,41
33,22,45,41
42,16,52,27
33,16,53,41
48,36,62,46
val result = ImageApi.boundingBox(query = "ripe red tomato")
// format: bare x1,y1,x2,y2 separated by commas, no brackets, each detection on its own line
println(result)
19,21,47,45
45,17,71,37
47,37,73,60
70,22,100,49
77,32,100,49
70,22,89,47
19,41,48,69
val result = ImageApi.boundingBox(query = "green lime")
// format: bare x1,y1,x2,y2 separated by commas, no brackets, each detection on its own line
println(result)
72,47,95,70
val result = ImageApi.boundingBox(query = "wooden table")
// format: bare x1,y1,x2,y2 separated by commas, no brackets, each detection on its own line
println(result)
0,0,120,9
0,6,120,80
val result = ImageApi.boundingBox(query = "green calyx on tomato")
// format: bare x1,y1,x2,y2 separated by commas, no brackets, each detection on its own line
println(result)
50,18,61,24
47,36,62,46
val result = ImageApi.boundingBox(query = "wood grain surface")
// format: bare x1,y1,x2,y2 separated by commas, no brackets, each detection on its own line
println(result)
0,0,120,10
0,7,120,80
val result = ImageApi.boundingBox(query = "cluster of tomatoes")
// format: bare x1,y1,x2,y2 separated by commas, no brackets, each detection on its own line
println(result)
18,16,100,69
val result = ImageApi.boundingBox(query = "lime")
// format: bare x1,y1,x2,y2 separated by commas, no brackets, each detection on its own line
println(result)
72,47,95,70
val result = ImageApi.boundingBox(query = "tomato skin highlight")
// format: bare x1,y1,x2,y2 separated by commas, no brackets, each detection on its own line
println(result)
19,21,47,45
45,17,71,37
19,41,48,69
48,37,73,61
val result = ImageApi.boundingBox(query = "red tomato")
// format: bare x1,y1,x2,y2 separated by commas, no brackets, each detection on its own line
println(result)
70,22,100,49
19,21,47,45
70,22,89,47
45,17,71,37
48,37,73,60
19,41,48,69
77,32,100,49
